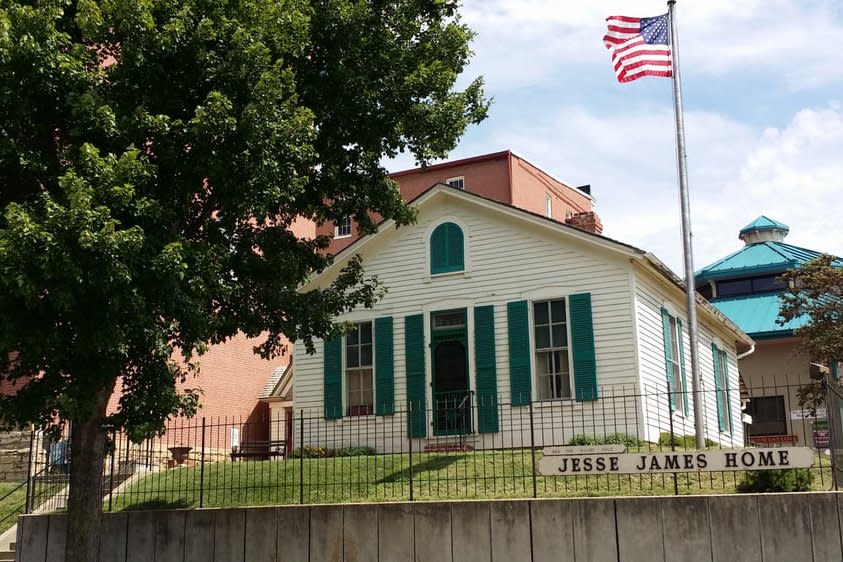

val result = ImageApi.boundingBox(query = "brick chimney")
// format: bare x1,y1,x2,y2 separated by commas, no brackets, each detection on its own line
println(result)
565,211,603,235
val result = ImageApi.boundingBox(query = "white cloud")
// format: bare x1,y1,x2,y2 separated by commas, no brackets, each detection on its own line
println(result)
460,0,843,91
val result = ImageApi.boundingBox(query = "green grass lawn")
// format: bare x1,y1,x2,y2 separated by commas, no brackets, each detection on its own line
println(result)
107,448,835,512
0,482,28,534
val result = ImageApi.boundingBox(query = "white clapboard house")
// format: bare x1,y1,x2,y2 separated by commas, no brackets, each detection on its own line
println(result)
285,184,753,451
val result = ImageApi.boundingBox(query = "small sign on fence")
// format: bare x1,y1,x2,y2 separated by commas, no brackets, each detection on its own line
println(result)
813,420,830,449
791,408,827,420
542,444,626,456
538,447,815,476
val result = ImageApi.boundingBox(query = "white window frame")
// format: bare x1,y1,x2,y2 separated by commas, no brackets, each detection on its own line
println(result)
445,176,465,190
334,216,352,238
532,298,573,401
345,321,374,416
545,194,552,218
666,314,685,416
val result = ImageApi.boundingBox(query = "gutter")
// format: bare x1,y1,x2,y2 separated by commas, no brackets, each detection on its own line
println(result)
737,343,756,360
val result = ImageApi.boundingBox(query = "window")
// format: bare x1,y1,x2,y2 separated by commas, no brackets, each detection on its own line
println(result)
430,222,465,274
715,348,733,433
534,299,571,399
334,216,352,238
446,176,465,189
545,194,552,218
746,396,787,436
666,315,684,413
715,275,785,297
346,322,373,416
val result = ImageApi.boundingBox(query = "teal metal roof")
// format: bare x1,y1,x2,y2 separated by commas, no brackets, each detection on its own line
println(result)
739,216,789,236
709,294,806,338
696,241,843,282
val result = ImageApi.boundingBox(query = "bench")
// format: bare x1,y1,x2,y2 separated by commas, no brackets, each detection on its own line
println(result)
230,440,287,461
749,434,798,446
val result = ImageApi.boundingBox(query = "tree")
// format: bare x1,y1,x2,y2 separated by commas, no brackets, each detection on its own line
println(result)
779,254,843,415
779,254,843,365
0,1,487,560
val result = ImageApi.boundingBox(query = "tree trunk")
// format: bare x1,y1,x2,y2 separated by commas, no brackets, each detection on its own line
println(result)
65,387,112,562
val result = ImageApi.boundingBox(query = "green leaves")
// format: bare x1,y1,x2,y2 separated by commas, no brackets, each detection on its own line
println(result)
0,0,486,441
779,254,843,365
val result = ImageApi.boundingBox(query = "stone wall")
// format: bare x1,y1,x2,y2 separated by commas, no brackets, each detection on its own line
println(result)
0,430,30,482
15,492,843,561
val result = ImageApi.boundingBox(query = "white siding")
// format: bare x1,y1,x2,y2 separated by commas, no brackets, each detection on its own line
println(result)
633,272,744,446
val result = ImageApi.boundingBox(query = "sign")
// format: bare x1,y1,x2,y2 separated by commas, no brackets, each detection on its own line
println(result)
543,444,626,456
538,447,814,476
791,408,826,420
813,420,830,449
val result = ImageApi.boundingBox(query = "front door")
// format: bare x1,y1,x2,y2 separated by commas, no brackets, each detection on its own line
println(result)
431,310,471,436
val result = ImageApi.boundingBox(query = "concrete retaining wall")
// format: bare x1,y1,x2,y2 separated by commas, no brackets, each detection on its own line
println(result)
0,430,31,482
15,493,843,562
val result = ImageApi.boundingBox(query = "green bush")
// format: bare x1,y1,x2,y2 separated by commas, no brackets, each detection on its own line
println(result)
567,433,641,448
336,446,376,457
290,446,334,458
289,445,376,458
658,433,716,449
736,469,813,493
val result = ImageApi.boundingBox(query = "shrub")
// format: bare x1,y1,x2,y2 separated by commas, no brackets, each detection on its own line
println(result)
658,433,716,449
336,446,376,457
567,433,640,448
737,469,813,493
290,446,334,458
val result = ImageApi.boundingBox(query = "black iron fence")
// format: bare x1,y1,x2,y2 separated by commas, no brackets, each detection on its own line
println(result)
22,379,841,515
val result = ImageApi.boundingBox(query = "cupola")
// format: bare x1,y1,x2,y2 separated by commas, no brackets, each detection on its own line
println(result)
738,216,789,245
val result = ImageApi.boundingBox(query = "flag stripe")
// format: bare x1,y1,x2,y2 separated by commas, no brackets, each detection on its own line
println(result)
606,15,641,24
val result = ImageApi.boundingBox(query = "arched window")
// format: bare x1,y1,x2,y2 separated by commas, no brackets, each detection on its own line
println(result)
430,222,464,274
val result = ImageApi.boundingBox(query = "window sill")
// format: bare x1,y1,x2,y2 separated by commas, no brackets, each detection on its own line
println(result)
334,234,352,240
534,397,575,405
425,270,471,283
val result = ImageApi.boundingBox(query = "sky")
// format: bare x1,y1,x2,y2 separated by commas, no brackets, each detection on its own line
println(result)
386,0,843,274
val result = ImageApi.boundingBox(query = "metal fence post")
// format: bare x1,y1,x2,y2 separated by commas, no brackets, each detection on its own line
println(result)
199,417,206,508
299,408,305,505
408,400,414,502
108,430,116,511
529,401,537,499
823,377,839,491
24,426,35,513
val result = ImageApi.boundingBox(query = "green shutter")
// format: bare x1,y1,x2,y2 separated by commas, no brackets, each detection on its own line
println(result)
323,337,343,420
375,316,394,416
832,360,839,381
405,314,427,438
507,300,531,406
712,343,726,433
474,305,499,433
430,222,464,274
720,349,732,435
447,223,464,271
570,293,598,401
660,307,676,411
677,319,689,416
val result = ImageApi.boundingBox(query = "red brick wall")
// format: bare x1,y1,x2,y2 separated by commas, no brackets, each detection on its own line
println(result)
106,333,286,440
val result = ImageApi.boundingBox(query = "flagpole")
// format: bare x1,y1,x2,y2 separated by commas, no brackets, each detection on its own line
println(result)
667,0,706,448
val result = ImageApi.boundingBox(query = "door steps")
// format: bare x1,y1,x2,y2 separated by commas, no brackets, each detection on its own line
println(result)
0,541,15,561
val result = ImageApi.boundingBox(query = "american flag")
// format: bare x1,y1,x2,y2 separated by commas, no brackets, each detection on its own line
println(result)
603,14,672,83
